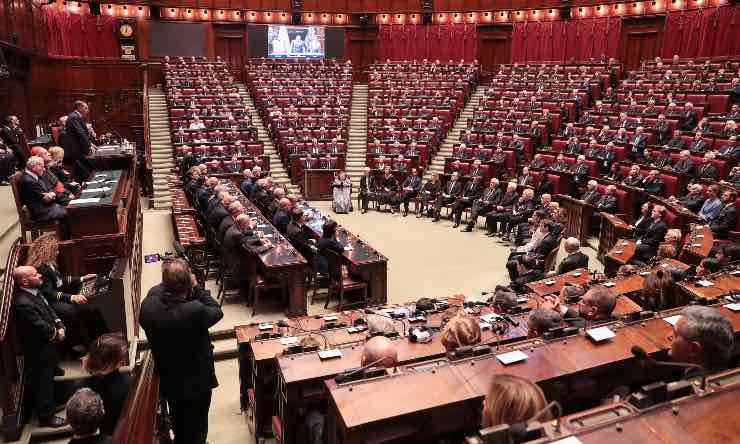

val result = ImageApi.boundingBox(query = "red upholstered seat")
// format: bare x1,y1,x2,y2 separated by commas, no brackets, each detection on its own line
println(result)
659,173,678,197
663,208,678,229
548,174,562,195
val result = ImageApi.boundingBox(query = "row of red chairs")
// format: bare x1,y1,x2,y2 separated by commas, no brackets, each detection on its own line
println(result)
174,144,264,157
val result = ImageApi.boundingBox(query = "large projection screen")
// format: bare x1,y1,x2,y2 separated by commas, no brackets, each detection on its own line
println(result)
267,25,325,59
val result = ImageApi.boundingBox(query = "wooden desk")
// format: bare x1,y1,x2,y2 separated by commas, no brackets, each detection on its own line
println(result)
325,306,740,444
604,238,637,276
602,259,689,297
67,169,128,238
678,272,740,303
301,205,388,306
526,268,590,296
302,169,339,201
680,224,714,265
555,377,740,444
275,306,531,444
598,213,633,263
223,180,311,316
556,195,594,243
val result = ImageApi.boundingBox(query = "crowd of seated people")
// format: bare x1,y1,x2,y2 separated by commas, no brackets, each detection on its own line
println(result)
164,56,264,166
245,59,352,183
365,60,480,177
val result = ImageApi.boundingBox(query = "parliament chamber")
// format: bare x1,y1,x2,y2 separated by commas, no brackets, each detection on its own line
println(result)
1,0,740,443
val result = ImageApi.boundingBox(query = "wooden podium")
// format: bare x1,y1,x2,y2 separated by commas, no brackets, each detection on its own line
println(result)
302,169,338,200
556,194,594,243
598,213,633,263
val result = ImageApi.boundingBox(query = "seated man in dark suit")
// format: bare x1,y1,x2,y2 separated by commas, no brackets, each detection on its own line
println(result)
272,198,292,234
509,255,545,294
710,189,738,240
287,207,320,265
633,205,669,263
556,237,589,274
688,132,708,153
665,130,685,150
542,286,617,329
667,306,734,376
694,152,718,182
506,221,559,280
451,175,483,228
18,156,67,223
217,201,243,243
432,171,462,222
717,136,739,158
671,150,696,176
640,169,665,197
581,180,602,205
12,266,66,428
222,214,263,296
673,183,706,213
206,192,234,228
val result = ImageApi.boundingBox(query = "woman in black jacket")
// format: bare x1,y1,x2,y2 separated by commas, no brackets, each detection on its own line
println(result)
26,233,96,350
83,334,133,436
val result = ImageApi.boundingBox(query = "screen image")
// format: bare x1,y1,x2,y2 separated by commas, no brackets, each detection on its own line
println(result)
268,25,325,59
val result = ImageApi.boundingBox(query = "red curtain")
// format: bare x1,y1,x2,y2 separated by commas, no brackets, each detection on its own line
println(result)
661,6,740,59
511,17,621,63
45,9,118,58
377,24,477,62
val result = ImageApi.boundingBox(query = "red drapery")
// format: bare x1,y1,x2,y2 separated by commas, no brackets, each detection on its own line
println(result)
45,9,118,58
661,6,740,58
377,24,477,62
511,17,622,63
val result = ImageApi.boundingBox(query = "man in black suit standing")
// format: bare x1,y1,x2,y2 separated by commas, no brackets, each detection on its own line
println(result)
556,237,589,274
633,205,669,263
18,156,67,223
63,101,96,183
710,190,738,240
399,168,422,217
432,171,462,222
12,266,66,428
140,259,223,444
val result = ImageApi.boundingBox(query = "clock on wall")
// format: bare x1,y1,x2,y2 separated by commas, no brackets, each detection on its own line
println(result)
118,19,135,40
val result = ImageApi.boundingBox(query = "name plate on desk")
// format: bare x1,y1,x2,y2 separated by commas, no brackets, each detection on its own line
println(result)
69,197,102,205
724,303,740,312
663,315,682,326
496,350,528,365
258,323,274,330
586,326,616,342
280,337,299,345
696,280,714,287
319,349,343,360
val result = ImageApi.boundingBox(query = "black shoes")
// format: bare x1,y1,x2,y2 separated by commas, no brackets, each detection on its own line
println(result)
39,416,66,428
485,231,496,237
403,211,408,217
54,366,65,377
432,217,439,222
452,223,459,228
461,226,473,232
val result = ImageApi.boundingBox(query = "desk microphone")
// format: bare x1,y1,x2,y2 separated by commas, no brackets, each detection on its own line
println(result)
276,320,329,350
364,309,408,336
631,346,706,390
334,357,392,384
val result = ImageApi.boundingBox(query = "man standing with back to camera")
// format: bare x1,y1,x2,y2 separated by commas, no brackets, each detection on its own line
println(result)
139,258,223,444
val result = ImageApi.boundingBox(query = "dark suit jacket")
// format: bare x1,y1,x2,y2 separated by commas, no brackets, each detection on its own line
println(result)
517,175,534,187
642,178,665,196
196,187,214,210
38,262,80,305
710,203,737,239
639,220,668,247
139,284,223,399
678,194,705,213
595,194,618,213
217,215,234,242
511,269,545,294
557,251,589,274
673,159,695,175
85,370,133,435
442,180,463,197
222,225,261,274
287,221,319,260
498,191,519,210
64,111,92,161
18,171,57,219
12,288,62,362
272,209,290,233
581,190,602,205
696,163,718,180
401,176,422,192
206,203,229,228
360,176,375,193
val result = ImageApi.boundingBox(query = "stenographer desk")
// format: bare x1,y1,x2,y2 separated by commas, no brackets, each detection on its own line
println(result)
272,303,531,444
66,169,128,238
325,305,740,444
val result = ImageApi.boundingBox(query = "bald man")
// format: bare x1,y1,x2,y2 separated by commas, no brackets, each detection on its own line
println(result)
12,266,66,427
361,336,398,369
272,198,292,233
206,193,234,228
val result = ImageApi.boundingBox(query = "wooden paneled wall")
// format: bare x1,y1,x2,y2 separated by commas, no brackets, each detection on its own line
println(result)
0,0,47,54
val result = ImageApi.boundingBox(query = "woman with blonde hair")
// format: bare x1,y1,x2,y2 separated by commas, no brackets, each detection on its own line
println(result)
47,145,80,194
26,233,94,350
440,310,482,352
482,374,549,427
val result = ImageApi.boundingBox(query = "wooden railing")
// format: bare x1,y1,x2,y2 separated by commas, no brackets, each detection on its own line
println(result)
0,238,25,441
141,64,154,199
112,351,162,444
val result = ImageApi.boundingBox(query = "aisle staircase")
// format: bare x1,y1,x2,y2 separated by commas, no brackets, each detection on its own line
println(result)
235,84,298,195
147,87,175,210
347,84,368,200
424,85,487,179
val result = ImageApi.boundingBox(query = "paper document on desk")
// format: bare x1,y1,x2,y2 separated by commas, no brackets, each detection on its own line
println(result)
69,197,101,205
82,187,111,194
663,315,682,326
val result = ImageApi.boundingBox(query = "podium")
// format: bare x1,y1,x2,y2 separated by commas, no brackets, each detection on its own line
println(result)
556,195,594,243
302,169,339,200
598,213,633,263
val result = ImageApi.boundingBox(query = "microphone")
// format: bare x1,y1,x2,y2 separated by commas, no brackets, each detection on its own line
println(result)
277,320,329,351
334,357,392,384
364,309,408,336
631,346,706,390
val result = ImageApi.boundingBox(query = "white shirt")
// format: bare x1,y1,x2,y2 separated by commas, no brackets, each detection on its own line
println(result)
517,227,546,253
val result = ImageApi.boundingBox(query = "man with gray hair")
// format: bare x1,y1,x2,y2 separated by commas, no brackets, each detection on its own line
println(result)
366,313,398,336
18,155,68,223
217,200,244,242
669,306,734,374
527,308,563,338
556,237,589,274
66,388,109,443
